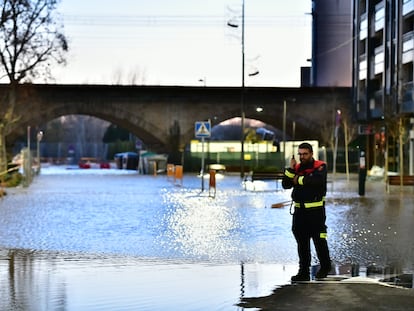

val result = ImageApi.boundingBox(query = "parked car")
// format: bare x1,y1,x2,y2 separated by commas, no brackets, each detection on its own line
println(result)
78,159,91,169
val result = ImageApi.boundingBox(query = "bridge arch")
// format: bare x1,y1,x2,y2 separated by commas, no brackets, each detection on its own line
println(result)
4,84,352,153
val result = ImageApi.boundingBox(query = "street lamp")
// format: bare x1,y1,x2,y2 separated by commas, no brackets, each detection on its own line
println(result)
239,0,246,178
198,77,206,86
283,100,287,165
227,0,246,178
36,131,43,174
333,109,341,178
282,98,296,166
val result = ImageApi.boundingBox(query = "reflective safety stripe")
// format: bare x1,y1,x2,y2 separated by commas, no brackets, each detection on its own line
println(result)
294,198,325,208
298,176,304,185
320,232,327,239
284,169,295,178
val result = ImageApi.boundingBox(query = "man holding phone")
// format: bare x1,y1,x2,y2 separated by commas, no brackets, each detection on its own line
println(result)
282,142,331,282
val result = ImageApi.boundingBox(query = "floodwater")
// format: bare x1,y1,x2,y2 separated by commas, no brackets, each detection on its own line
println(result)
0,166,413,310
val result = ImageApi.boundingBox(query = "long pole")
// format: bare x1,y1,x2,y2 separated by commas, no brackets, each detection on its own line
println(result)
27,126,32,183
27,126,31,152
333,110,341,179
333,125,338,178
282,100,286,167
240,0,245,178
201,137,205,191
37,138,40,174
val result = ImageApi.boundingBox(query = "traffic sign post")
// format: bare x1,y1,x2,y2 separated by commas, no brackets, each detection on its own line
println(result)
195,121,211,138
195,121,211,192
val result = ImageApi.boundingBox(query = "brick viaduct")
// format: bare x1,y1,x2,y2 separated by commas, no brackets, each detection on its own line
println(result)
3,84,352,152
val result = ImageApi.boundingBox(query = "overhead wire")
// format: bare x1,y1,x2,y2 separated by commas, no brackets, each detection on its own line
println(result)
60,12,369,73
61,13,312,48
62,14,310,27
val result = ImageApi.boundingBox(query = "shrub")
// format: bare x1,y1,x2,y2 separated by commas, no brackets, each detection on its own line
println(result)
2,172,23,187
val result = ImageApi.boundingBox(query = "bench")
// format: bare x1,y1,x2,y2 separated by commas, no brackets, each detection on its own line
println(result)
386,175,414,192
208,164,226,172
244,171,284,190
251,171,284,181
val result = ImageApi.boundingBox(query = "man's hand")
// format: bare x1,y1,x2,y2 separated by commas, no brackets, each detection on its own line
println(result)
290,156,297,169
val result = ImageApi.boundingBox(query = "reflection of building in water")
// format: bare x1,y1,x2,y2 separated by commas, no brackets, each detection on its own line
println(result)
0,250,67,310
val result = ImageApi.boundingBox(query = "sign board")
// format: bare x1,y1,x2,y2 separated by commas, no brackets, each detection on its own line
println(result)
195,121,211,138
358,124,374,135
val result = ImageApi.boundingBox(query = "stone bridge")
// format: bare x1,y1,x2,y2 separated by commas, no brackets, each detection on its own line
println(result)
4,84,352,152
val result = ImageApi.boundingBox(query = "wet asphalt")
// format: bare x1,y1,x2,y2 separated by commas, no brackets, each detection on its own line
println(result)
239,174,414,310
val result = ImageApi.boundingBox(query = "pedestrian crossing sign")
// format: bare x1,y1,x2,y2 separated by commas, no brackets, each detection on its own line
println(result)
195,121,211,138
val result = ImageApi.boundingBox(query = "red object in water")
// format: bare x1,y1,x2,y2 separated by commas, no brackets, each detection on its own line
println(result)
79,162,91,169
78,159,91,169
100,162,110,169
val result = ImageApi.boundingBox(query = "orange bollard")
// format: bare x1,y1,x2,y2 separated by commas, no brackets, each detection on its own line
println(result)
167,163,175,180
209,169,216,197
174,165,183,186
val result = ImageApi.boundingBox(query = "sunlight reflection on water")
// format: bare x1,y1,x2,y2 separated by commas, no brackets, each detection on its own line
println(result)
0,167,413,310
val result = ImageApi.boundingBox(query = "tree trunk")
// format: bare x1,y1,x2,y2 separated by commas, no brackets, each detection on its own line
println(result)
0,83,18,175
343,120,350,182
0,126,7,175
399,117,404,189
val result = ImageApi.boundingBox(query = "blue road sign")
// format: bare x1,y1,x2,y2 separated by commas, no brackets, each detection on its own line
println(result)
195,121,211,138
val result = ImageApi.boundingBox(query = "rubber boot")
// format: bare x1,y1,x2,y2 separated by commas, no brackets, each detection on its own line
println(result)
315,262,332,279
291,268,310,282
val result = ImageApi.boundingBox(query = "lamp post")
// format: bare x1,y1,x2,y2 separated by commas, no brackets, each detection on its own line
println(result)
36,131,43,174
282,98,296,166
23,126,32,187
227,0,250,178
283,100,286,166
198,77,206,86
240,0,246,178
333,109,341,178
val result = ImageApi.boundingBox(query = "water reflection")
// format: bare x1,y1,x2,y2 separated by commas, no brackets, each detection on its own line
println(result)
0,249,67,310
0,168,413,309
1,249,412,311
326,195,414,269
0,249,300,311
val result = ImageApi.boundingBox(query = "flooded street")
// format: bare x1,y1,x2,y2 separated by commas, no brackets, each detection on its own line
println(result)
0,166,413,310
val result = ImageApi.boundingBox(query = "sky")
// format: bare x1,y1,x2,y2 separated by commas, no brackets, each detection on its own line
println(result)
51,0,312,87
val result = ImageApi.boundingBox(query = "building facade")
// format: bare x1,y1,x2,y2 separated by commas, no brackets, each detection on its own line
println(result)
353,0,414,172
309,0,353,87
353,0,413,121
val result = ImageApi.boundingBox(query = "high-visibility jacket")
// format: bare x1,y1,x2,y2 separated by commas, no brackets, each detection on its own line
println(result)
282,159,327,207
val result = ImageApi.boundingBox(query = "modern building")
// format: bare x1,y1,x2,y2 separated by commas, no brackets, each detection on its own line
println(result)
306,0,353,87
352,0,414,172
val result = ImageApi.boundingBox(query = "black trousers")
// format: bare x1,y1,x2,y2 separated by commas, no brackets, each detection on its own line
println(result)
292,206,331,272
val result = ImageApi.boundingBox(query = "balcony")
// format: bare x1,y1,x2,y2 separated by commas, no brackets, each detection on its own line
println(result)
403,0,414,16
370,90,384,119
360,16,368,40
402,31,414,64
375,3,385,32
359,56,367,80
374,47,384,74
401,82,414,113
356,98,368,121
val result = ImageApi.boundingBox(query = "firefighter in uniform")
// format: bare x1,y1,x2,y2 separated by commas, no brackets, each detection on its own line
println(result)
282,142,331,281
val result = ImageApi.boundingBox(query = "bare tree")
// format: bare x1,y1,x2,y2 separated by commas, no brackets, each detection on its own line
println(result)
319,119,335,151
340,106,357,181
318,100,357,180
0,0,68,173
